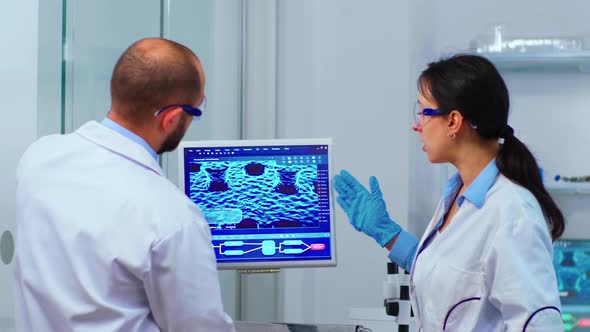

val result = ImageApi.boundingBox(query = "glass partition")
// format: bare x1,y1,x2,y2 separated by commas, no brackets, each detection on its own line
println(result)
62,0,161,132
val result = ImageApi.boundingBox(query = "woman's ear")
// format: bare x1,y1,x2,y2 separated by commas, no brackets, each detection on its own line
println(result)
447,110,463,135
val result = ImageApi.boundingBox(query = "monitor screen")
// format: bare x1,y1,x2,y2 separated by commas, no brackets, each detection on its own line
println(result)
178,138,336,270
553,239,590,331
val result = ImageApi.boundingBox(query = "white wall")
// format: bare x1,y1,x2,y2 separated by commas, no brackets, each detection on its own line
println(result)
275,0,414,324
0,0,40,330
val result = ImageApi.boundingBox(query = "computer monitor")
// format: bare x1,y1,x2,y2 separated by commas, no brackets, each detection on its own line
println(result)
178,138,336,270
553,239,590,331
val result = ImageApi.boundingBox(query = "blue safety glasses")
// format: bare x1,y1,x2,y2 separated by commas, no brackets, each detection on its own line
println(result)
155,96,206,121
413,102,478,129
413,102,449,127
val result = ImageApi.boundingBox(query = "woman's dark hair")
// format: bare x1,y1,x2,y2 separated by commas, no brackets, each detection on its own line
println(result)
418,54,564,240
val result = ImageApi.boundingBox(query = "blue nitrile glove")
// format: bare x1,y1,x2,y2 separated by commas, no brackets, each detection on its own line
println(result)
333,170,401,247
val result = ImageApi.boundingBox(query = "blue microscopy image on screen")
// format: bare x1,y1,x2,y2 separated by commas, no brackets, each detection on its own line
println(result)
554,241,590,306
181,142,334,266
188,160,319,229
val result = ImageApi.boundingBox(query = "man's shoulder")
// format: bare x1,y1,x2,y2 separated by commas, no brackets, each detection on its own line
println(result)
17,132,84,172
23,132,73,153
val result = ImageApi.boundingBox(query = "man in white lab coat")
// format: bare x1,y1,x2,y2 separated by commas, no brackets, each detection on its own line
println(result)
14,38,235,332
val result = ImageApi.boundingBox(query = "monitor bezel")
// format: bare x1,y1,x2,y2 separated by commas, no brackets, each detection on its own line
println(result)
177,138,337,270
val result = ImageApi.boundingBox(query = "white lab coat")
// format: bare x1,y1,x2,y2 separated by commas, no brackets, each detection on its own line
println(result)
14,121,235,332
410,174,563,331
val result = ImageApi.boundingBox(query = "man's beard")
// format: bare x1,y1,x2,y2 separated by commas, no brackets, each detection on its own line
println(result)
157,118,189,154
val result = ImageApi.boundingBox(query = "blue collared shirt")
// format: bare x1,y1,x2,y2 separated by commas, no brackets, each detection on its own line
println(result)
388,160,499,270
101,118,158,161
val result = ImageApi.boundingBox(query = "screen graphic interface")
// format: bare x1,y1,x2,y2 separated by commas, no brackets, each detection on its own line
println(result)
183,144,333,267
554,239,590,331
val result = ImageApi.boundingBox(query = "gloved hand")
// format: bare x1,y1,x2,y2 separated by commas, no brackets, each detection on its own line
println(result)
333,170,401,247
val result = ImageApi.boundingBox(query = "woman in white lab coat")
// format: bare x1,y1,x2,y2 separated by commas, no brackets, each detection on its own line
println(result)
334,54,565,331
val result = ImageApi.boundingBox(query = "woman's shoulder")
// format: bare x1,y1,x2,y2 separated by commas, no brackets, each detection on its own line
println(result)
481,174,554,256
484,174,545,222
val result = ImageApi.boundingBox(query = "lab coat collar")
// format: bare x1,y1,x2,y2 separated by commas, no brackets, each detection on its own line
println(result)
75,121,164,176
444,159,499,209
101,117,158,161
461,160,499,208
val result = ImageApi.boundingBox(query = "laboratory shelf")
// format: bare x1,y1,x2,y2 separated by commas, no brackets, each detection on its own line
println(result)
474,51,590,72
545,182,590,195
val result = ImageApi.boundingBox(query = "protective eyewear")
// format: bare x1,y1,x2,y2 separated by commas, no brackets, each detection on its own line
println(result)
413,102,448,127
155,96,207,121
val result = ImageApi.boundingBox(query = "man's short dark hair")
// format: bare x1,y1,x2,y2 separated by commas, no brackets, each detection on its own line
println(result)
110,38,201,122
